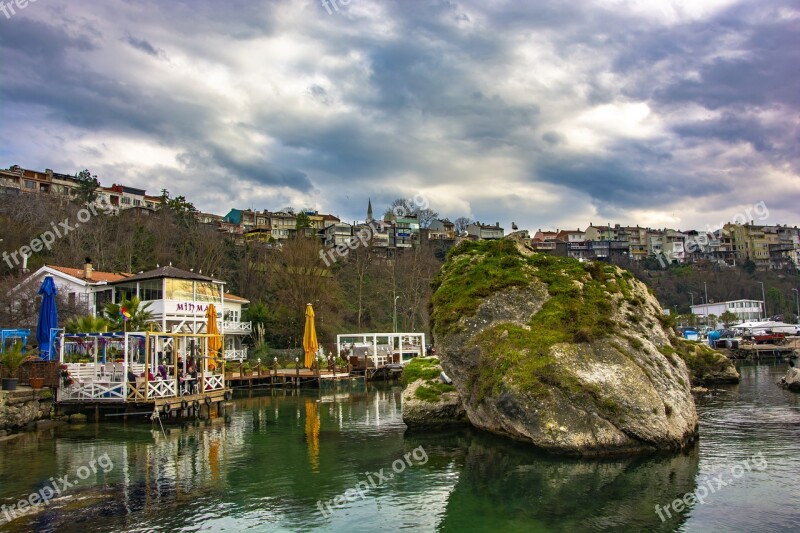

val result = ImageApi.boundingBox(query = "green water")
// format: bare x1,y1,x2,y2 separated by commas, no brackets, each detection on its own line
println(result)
1,363,798,532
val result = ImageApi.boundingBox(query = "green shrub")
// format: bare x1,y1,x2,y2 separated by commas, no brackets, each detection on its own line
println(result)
403,357,442,384
414,380,456,402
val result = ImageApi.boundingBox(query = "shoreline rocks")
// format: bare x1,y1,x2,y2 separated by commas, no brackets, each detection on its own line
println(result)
778,367,800,392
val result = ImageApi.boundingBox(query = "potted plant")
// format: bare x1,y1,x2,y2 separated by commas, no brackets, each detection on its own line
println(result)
1,343,26,391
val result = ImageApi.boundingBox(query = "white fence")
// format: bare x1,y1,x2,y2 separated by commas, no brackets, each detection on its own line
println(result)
224,348,248,360
222,321,252,333
57,362,224,402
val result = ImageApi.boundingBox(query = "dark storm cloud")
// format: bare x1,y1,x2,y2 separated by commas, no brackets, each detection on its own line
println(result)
1,0,797,228
124,34,163,57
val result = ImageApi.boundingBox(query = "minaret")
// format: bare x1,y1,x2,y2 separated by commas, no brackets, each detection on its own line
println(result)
367,197,373,222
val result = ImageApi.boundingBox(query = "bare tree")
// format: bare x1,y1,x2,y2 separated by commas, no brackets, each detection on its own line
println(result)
454,216,473,235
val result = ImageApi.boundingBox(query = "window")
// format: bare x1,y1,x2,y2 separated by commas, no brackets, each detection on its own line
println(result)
95,289,112,316
24,180,35,189
133,199,141,207
139,280,163,301
195,282,220,302
114,286,136,303
121,197,132,205
166,279,194,300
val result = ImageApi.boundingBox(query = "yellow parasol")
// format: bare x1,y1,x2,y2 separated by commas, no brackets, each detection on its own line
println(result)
303,303,318,369
206,304,222,371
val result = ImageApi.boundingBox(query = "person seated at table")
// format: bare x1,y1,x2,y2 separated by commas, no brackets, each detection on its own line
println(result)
141,369,155,381
157,363,168,381
188,365,198,394
177,356,184,373
127,369,137,383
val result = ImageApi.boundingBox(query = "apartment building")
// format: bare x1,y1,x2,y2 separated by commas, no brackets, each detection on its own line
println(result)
465,222,503,240
428,219,455,240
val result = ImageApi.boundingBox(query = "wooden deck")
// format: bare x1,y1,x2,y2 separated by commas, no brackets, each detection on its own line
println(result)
56,388,230,421
226,368,363,388
722,342,798,360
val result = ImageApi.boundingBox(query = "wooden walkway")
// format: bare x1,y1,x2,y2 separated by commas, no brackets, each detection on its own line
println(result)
723,342,798,361
226,369,363,389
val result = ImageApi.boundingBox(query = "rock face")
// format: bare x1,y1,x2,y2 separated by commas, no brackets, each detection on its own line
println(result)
0,390,53,432
403,378,467,428
672,341,740,385
430,239,699,456
778,367,800,392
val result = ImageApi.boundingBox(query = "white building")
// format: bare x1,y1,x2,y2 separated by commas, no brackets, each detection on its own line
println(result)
16,263,251,359
690,299,764,323
467,222,504,240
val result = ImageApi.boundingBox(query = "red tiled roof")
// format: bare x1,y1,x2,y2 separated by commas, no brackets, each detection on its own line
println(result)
47,265,132,283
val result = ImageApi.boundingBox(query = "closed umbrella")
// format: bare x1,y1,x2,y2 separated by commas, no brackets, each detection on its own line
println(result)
206,304,222,371
303,303,318,369
36,276,58,360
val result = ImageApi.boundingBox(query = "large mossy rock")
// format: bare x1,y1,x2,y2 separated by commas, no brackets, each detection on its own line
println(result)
430,239,699,456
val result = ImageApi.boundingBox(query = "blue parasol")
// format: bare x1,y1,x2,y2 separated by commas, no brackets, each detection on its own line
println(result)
36,276,59,360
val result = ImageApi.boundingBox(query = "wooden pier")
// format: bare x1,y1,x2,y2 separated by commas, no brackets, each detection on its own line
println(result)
722,338,799,361
226,367,364,389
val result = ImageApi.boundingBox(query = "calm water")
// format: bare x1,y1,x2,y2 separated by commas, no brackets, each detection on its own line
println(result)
1,363,799,532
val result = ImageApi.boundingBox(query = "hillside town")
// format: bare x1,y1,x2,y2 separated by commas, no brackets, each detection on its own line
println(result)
3,164,799,271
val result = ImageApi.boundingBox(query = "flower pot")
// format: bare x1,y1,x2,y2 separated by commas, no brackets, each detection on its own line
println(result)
2,378,18,391
30,377,44,390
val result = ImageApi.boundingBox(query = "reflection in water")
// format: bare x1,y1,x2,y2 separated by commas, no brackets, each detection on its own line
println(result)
305,398,320,473
1,367,799,532
406,430,699,533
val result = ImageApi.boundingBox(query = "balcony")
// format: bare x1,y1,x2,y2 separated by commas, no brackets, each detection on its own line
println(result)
222,321,252,334
224,348,249,361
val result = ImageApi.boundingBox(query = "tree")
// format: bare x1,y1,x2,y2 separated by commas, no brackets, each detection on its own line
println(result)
707,313,718,329
720,310,738,327
74,169,100,204
65,315,110,334
766,286,786,319
385,198,438,227
260,236,342,347
416,208,439,229
243,301,268,326
105,297,157,331
295,212,312,230
453,217,472,235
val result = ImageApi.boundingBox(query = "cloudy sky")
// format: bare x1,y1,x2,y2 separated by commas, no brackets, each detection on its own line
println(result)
1,0,798,232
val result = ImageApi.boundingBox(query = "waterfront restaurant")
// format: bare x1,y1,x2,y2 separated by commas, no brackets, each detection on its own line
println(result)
104,266,251,360
16,263,251,360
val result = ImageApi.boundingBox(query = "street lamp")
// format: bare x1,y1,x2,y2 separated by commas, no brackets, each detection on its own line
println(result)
688,291,695,307
792,288,799,324
393,296,400,333
757,281,766,320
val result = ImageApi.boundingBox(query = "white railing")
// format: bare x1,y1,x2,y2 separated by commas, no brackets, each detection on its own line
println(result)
224,349,248,360
204,374,224,391
222,321,252,333
58,381,126,402
148,379,177,399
